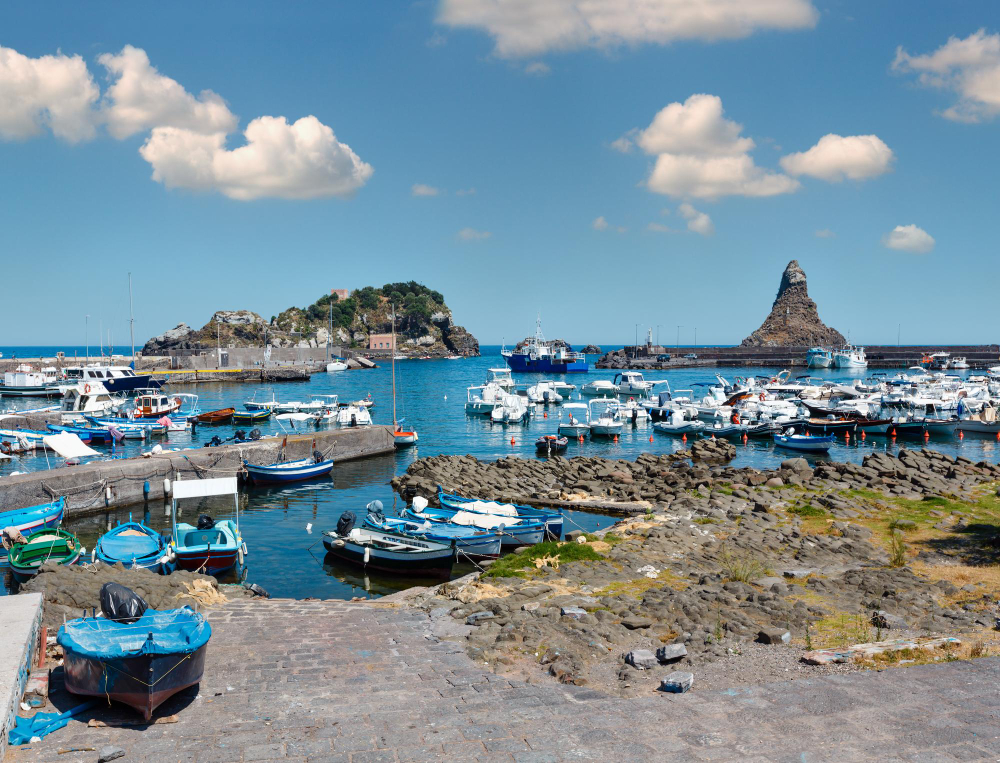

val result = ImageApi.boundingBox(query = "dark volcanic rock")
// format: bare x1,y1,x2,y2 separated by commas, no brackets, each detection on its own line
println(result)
740,260,845,347
580,344,601,354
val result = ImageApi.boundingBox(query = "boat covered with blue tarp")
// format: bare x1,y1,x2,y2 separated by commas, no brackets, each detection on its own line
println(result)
95,519,170,572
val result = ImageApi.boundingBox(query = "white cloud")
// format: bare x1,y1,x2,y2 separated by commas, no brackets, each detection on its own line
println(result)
427,32,448,48
458,227,491,241
647,222,674,233
139,116,374,200
678,202,714,235
0,44,99,142
780,133,894,181
610,136,633,153
412,183,440,197
815,228,835,238
524,61,551,76
456,187,477,196
893,29,1000,123
592,215,609,231
98,45,237,139
630,94,799,200
437,0,818,57
883,224,935,254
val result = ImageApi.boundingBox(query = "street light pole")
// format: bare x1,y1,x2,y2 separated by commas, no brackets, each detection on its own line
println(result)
634,323,639,358
694,327,697,348
676,325,683,350
85,315,89,362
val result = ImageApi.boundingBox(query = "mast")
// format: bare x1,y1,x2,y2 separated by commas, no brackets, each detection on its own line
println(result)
326,296,332,362
128,272,135,367
391,303,397,428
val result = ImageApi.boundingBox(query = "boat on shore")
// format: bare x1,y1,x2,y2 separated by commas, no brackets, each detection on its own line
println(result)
436,489,562,539
362,501,501,559
59,604,211,720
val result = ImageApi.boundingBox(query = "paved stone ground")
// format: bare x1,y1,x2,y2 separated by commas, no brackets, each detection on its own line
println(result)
8,599,1000,762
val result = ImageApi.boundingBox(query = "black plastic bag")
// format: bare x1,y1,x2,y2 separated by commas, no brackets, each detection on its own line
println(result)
313,450,323,463
337,511,356,536
100,582,148,624
197,514,216,530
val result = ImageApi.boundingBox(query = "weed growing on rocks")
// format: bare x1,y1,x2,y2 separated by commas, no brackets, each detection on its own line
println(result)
888,529,907,568
483,541,604,579
719,548,771,583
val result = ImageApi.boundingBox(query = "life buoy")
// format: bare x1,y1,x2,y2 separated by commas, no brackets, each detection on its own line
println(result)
175,397,182,406
759,392,765,401
84,384,91,394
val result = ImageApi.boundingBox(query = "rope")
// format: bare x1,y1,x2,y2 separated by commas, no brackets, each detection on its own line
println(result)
455,547,486,572
101,653,193,689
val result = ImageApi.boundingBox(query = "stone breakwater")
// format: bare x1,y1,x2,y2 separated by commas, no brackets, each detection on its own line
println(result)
392,448,1000,694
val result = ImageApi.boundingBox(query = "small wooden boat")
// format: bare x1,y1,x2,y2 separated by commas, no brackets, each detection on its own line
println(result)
0,497,65,561
854,418,894,435
362,502,501,559
8,528,82,583
46,424,112,443
232,408,271,424
95,519,170,572
535,434,568,454
59,606,211,720
323,516,456,577
170,477,244,576
195,408,236,425
803,418,856,434
438,488,563,539
243,455,334,484
773,431,835,453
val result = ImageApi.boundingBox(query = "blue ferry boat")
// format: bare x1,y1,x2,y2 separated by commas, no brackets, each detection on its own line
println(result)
506,317,588,373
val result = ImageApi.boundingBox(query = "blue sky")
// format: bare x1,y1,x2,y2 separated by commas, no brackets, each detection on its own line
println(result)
1,2,998,348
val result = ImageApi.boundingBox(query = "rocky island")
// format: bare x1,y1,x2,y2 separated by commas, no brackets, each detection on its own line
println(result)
142,282,479,357
741,260,845,347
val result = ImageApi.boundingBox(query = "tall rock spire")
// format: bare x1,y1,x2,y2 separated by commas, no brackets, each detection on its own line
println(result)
740,261,845,347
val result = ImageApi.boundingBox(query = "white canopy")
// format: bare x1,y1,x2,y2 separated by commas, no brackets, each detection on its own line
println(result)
172,476,238,499
276,412,313,421
562,403,588,410
42,432,99,459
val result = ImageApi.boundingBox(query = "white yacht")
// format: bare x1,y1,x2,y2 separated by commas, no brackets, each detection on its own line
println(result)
558,403,590,437
337,403,372,427
832,346,867,370
581,379,619,397
62,364,158,393
60,382,121,418
466,383,506,414
588,398,624,437
486,367,516,390
526,381,563,404
489,391,531,424
614,371,661,397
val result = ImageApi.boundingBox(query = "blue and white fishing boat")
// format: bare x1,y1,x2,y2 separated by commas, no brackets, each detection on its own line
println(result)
0,497,65,562
773,429,835,453
437,488,563,539
402,502,544,548
806,347,833,369
85,416,165,436
506,316,587,373
95,517,171,572
170,477,244,577
47,424,113,444
243,454,334,484
362,500,501,559
0,428,52,447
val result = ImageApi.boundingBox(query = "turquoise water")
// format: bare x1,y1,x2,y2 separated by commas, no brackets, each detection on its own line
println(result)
3,347,999,599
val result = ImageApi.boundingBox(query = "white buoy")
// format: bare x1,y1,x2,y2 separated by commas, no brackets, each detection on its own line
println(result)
306,522,313,534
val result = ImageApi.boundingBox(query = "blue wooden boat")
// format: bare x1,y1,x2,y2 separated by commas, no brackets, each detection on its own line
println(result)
404,497,545,548
0,497,65,562
437,487,563,540
243,455,334,484
95,517,170,573
47,424,112,444
323,516,456,577
773,431,836,453
170,477,244,577
85,416,167,436
232,408,271,424
361,502,501,559
59,606,211,720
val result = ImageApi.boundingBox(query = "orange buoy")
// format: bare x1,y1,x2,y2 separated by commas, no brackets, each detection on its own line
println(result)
649,435,654,442
578,435,584,443
510,437,515,445
613,435,619,443
845,430,850,441
860,430,866,440
958,430,964,439
890,428,896,437
924,430,930,439
681,434,687,442
543,412,547,419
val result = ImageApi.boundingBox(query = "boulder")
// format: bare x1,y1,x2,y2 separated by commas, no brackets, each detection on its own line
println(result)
656,644,688,663
659,671,694,693
780,458,812,473
625,649,658,670
756,627,791,645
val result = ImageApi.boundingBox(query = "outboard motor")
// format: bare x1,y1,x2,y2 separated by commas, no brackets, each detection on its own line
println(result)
313,450,323,464
233,429,246,442
411,496,429,514
351,413,358,427
366,499,385,524
336,511,356,536
207,435,222,448
197,514,216,530
249,428,261,441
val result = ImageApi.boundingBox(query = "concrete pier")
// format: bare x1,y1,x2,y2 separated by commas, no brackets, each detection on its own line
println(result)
0,593,42,761
0,426,395,519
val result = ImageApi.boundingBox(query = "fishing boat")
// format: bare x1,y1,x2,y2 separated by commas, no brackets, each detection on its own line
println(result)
506,316,588,373
773,430,835,453
46,423,114,444
437,489,562,539
389,305,418,447
232,408,271,424
243,392,279,412
588,398,624,437
128,392,182,419
323,512,456,577
806,347,833,369
362,501,501,559
803,418,857,435
403,501,545,548
8,528,83,583
243,454,334,484
558,402,590,437
170,477,244,576
0,497,65,561
85,416,166,436
59,605,211,720
832,345,867,370
535,434,568,454
195,408,236,425
95,518,170,572
0,368,62,397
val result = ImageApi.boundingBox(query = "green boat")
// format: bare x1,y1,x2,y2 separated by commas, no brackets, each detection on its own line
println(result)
9,528,82,584
232,409,271,423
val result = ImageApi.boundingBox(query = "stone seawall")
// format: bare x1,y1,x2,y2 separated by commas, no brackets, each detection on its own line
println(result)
0,425,395,518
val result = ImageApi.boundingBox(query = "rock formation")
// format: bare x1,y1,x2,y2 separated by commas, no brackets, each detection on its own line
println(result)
740,260,845,347
580,345,601,354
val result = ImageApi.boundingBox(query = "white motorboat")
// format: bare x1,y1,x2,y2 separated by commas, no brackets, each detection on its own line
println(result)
557,403,590,437
588,398,623,437
490,392,531,424
950,357,969,370
581,379,619,397
326,360,348,372
276,400,304,413
526,381,564,404
958,404,1000,434
337,404,372,427
832,345,867,369
653,409,705,436
244,392,279,412
466,383,506,414
302,394,339,413
59,382,121,419
614,371,663,397
486,367,516,390
615,397,649,422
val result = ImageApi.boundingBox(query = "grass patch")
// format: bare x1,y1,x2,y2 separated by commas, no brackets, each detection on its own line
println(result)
811,611,874,649
595,570,688,598
482,541,604,579
789,504,827,518
583,532,622,546
719,548,772,583
693,517,719,525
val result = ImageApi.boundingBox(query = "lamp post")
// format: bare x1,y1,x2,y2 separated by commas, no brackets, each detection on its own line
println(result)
676,325,683,350
657,324,662,349
634,324,639,358
85,315,89,362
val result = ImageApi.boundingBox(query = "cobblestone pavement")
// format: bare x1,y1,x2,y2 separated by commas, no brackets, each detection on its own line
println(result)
8,599,1000,762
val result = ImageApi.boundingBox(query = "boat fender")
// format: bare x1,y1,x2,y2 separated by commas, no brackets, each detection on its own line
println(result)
363,546,370,564
163,477,171,496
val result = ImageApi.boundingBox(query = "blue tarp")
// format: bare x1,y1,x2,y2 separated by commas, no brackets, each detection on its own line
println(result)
96,523,164,563
58,607,211,660
8,701,96,745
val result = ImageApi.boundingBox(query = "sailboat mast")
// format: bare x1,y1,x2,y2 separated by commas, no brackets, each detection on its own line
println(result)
391,304,397,428
327,295,331,362
128,272,135,366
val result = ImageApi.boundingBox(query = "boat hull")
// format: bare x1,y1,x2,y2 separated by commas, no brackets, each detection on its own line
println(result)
956,420,1000,434
0,498,65,561
63,644,208,720
322,535,455,577
173,548,239,575
244,458,334,484
506,355,588,373
773,435,834,452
